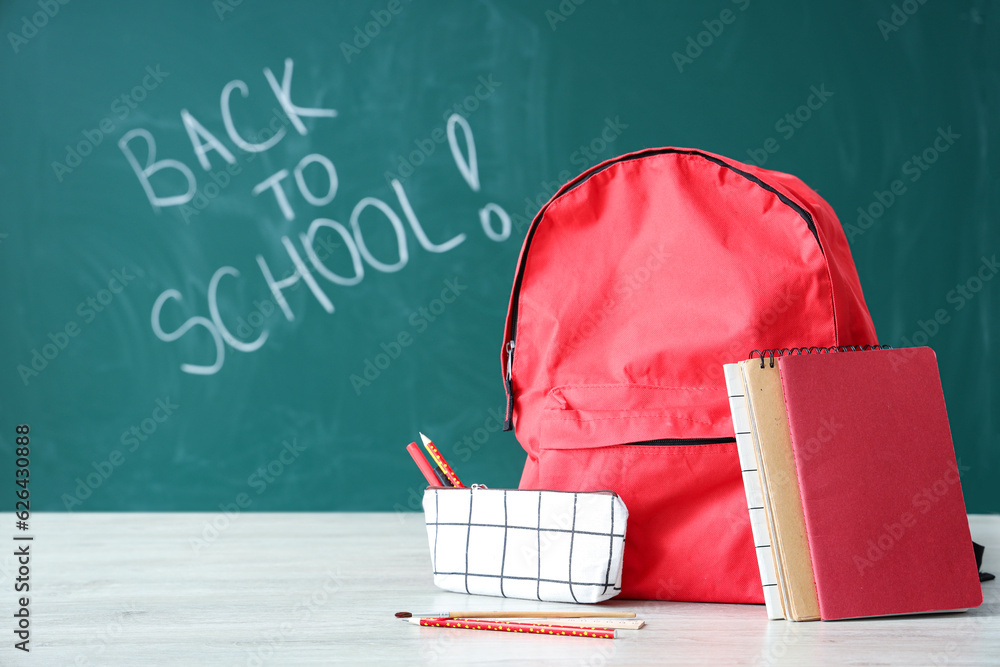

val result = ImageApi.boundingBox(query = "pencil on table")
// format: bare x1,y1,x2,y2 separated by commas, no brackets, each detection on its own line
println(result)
396,610,636,619
403,617,617,639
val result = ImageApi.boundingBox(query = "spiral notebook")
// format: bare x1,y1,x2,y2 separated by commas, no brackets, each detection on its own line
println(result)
724,346,983,621
723,362,785,619
724,357,817,620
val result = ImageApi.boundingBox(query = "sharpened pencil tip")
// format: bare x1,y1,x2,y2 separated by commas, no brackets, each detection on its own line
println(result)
395,612,411,618
419,432,431,446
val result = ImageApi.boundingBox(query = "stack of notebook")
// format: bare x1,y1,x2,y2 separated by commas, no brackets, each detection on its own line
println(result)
723,346,982,621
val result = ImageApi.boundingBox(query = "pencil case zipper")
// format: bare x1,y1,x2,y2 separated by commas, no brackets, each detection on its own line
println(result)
428,486,619,497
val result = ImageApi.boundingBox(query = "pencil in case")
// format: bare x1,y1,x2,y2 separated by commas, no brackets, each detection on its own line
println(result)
422,486,628,603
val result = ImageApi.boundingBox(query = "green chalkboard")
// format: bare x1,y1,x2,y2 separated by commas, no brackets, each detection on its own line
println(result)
1,0,997,513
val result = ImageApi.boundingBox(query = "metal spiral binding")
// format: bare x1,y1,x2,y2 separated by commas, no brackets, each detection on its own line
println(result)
748,344,891,368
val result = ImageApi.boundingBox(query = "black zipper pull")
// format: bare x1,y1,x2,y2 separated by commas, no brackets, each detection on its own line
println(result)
503,340,515,431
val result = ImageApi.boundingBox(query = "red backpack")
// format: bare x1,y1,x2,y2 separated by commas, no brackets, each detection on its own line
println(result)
500,148,878,602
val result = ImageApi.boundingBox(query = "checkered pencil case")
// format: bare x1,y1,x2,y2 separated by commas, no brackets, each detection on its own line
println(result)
422,487,628,603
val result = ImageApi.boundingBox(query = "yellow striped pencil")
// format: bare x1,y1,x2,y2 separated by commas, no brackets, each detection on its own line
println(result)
403,617,617,639
419,432,464,487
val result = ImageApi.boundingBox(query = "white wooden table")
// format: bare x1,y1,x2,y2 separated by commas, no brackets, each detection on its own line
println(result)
1,513,996,666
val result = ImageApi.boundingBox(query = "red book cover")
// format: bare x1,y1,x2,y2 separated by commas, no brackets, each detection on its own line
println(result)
778,347,982,620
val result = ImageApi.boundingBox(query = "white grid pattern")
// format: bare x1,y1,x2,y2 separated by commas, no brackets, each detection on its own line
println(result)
422,488,627,604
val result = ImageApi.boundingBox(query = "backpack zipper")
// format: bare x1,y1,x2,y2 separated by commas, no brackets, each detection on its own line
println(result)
502,148,824,431
503,340,515,428
623,436,736,446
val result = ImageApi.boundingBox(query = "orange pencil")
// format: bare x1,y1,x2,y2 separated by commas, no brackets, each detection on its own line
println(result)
419,432,464,487
404,617,616,639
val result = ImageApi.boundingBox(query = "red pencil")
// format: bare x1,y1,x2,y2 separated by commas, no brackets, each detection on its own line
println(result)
405,442,447,486
405,617,617,639
419,432,465,487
